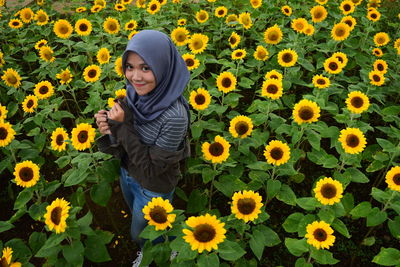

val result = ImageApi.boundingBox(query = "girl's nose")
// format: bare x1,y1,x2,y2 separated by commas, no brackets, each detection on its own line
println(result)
131,69,141,81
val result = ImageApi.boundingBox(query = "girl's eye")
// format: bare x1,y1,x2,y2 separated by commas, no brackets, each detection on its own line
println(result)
142,66,150,71
126,65,133,70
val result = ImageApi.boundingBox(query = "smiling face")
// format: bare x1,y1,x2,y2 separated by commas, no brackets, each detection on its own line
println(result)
125,52,157,96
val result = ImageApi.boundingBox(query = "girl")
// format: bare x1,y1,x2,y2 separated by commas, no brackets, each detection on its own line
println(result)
94,30,190,265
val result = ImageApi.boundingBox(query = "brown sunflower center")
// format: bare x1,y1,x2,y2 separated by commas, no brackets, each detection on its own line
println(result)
235,122,249,136
43,50,52,60
88,69,97,78
39,85,48,94
229,36,237,45
313,228,327,241
317,78,326,85
176,32,186,42
38,14,47,22
7,75,17,84
282,52,293,63
79,23,88,32
344,20,353,27
193,223,216,243
150,4,157,11
350,96,363,108
376,63,384,71
59,25,69,34
185,58,194,67
56,134,64,146
346,134,359,147
343,4,351,11
329,62,338,71
38,42,45,48
192,40,204,50
78,130,88,143
314,10,323,19
0,127,8,140
108,22,117,31
218,10,224,15
373,74,381,82
195,94,206,105
19,167,34,182
370,13,377,19
199,13,207,20
321,183,337,199
284,8,289,13
299,106,314,120
377,37,385,45
268,32,278,41
149,206,168,224
336,56,344,63
13,21,20,26
335,27,346,37
209,142,224,157
127,23,134,28
295,22,305,30
27,100,34,108
267,84,278,94
235,52,243,57
222,77,232,88
257,50,267,58
270,147,283,160
393,174,400,185
51,207,62,225
101,53,108,61
237,197,256,215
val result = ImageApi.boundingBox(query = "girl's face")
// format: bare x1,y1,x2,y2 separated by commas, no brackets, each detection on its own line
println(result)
125,52,156,96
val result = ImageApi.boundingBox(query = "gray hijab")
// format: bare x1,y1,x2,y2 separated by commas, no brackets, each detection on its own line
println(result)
122,30,190,125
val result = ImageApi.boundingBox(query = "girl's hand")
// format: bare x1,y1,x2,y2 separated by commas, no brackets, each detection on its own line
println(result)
107,102,125,122
94,110,111,135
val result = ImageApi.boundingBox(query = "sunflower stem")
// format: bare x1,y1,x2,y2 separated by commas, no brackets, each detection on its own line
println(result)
373,142,399,189
208,164,217,210
307,251,312,263
270,166,276,180
382,190,396,212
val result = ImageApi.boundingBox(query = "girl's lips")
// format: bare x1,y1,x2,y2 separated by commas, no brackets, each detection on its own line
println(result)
133,83,145,87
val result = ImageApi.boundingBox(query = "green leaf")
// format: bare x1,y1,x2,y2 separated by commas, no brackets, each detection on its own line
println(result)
350,201,372,218
298,58,315,72
372,248,400,266
84,232,112,263
187,189,207,213
139,225,165,241
62,240,85,266
366,207,388,227
197,252,220,267
266,179,281,199
191,121,204,139
371,187,391,203
29,232,46,255
311,249,339,265
202,167,219,183
295,257,313,267
55,155,71,169
283,213,304,233
343,167,369,183
0,221,14,233
277,184,297,206
36,233,66,257
213,175,246,197
90,182,112,206
341,193,354,215
388,216,400,239
376,138,397,153
284,238,308,257
306,129,321,150
361,236,376,246
296,197,321,211
218,240,246,261
249,232,265,261
172,238,197,262
366,160,386,172
63,168,89,187
317,208,335,224
331,218,351,238
14,188,34,210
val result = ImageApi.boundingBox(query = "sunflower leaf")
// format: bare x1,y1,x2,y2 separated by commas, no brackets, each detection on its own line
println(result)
372,247,400,266
310,248,339,265
218,239,246,261
284,238,308,257
367,208,388,227
197,253,219,267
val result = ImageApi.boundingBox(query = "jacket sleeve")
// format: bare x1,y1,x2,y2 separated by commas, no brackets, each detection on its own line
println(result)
96,134,123,159
108,118,186,178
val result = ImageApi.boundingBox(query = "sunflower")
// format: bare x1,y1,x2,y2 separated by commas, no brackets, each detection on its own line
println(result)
264,24,283,45
189,88,211,111
386,166,400,192
136,0,146,8
44,198,71,234
291,18,308,33
125,20,138,31
373,59,388,74
374,32,390,47
229,115,253,138
91,4,103,13
216,71,236,93
196,10,209,23
314,177,344,205
114,3,126,11
250,0,262,9
338,128,367,154
238,12,252,29
182,53,200,71
310,5,328,23
20,7,34,23
114,57,124,77
341,16,356,31
351,0,363,5
254,46,269,61
293,99,320,124
215,6,228,18
281,5,292,16
305,221,335,250
312,74,330,89
183,214,226,253
96,48,111,65
13,160,40,188
304,24,315,36
231,49,246,60
171,27,190,46
231,190,263,222
331,22,350,41
39,46,55,62
332,52,348,68
71,123,96,151
108,97,116,108
346,91,369,114
189,33,209,54
228,32,240,48
76,7,87,13
53,19,73,39
22,95,38,113
261,79,283,99
339,0,355,15
34,39,47,50
0,121,15,147
147,0,161,14
103,17,120,34
94,0,106,7
158,0,168,6
34,9,49,26
394,38,400,50
51,128,69,152
122,0,133,4
315,0,328,4
372,48,383,57
264,140,291,166
128,30,139,40
368,0,381,8
368,70,385,86
177,18,186,25
202,135,230,164
83,65,101,83
324,57,343,74
367,9,381,21
36,0,45,5
2,68,22,88
9,19,23,29
0,51,5,68
142,197,176,231
265,70,283,81
0,104,7,121
34,81,54,99
56,68,73,84
277,48,298,67
0,247,21,267
75,19,92,36
225,14,239,27
114,89,127,99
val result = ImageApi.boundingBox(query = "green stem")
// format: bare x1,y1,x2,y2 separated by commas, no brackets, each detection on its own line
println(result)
208,164,217,210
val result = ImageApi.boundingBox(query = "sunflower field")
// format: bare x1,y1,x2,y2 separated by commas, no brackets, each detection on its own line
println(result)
1,0,400,266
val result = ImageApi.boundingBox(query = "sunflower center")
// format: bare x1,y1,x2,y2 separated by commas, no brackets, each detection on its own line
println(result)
51,207,62,225
344,20,353,27
0,127,8,140
88,69,97,78
222,77,232,88
376,63,384,71
192,40,204,50
346,134,359,147
313,228,327,241
235,122,249,136
257,50,267,58
329,62,338,71
185,58,194,67
270,147,283,160
199,13,207,20
336,56,344,63
19,167,34,182
218,10,224,15
27,100,34,108
350,96,363,108
393,174,400,185
267,84,278,94
149,206,168,224
335,27,346,37
317,78,326,85
343,4,351,11
150,4,157,11
194,94,205,105
299,106,314,120
193,223,216,243
79,23,88,32
0,257,9,267
7,75,17,84
38,14,47,22
235,52,243,57
282,52,293,63
108,23,117,31
59,25,69,34
373,74,381,82
377,37,385,45
321,183,337,199
176,32,186,42
78,130,88,143
295,22,305,30
237,197,256,215
13,21,20,26
284,8,289,13
38,42,45,48
43,50,52,60
39,85,48,94
371,13,377,19
229,36,237,45
314,10,323,19
268,32,278,41
56,134,64,146
209,142,224,157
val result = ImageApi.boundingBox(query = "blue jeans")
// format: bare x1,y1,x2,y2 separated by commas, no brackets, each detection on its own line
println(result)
119,167,174,248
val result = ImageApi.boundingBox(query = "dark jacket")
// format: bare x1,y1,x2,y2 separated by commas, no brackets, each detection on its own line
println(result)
96,98,190,193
